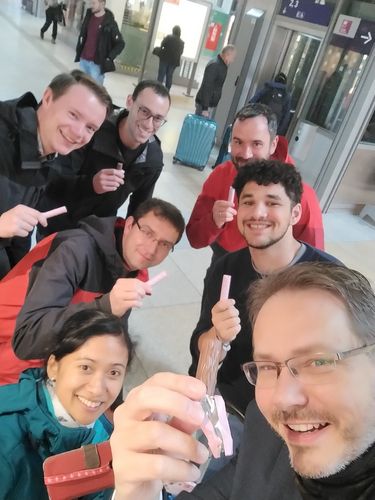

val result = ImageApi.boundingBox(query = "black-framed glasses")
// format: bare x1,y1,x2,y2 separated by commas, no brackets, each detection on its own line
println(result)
135,220,174,252
136,105,167,128
242,343,375,388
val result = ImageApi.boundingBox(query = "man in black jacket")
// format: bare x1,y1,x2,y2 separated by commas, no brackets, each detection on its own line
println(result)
0,198,184,385
195,45,236,118
0,70,111,278
157,25,184,90
75,0,125,84
110,262,375,500
40,80,171,234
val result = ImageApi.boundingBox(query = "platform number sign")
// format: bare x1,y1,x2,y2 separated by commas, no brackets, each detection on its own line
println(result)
280,0,333,26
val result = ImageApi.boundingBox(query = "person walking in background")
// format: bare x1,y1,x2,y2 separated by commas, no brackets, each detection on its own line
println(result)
249,72,292,135
75,0,125,85
40,0,62,44
195,45,236,118
157,26,184,91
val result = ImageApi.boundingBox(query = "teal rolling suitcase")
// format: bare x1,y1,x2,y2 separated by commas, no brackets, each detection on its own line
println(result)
173,114,217,171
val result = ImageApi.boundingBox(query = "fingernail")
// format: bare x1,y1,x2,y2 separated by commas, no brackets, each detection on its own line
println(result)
197,443,210,463
188,401,205,424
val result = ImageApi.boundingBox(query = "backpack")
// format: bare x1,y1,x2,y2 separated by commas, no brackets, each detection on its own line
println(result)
260,86,287,123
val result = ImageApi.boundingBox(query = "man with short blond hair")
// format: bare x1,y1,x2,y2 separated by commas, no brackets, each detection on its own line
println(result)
0,70,111,278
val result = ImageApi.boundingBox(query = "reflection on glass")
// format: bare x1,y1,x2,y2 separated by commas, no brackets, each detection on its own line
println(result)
117,0,154,71
362,111,375,144
306,46,369,133
280,32,320,132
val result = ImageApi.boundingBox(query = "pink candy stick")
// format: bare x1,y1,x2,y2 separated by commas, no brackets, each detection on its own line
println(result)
42,206,67,219
220,274,231,300
228,187,235,205
147,270,167,287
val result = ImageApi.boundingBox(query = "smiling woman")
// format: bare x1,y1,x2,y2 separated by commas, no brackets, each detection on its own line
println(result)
0,309,132,500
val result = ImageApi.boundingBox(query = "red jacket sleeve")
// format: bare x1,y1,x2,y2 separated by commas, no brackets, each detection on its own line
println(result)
186,194,223,248
186,165,233,249
293,182,325,250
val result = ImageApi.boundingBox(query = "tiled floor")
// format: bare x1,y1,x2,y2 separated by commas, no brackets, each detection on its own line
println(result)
1,1,375,393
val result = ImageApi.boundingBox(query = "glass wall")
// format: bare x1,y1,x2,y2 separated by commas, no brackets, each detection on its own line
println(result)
116,0,155,73
305,0,375,133
281,33,320,112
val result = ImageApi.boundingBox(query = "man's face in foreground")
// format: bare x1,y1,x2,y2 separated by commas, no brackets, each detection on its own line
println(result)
122,210,178,270
39,84,107,156
253,288,375,478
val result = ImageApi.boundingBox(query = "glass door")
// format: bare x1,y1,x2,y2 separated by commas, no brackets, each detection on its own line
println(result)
279,32,321,129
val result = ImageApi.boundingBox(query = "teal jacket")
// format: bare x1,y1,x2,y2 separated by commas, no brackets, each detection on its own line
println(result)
0,369,112,500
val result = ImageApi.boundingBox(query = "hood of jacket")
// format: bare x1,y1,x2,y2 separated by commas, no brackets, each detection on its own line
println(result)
264,81,288,91
0,368,94,460
76,215,130,280
0,92,41,166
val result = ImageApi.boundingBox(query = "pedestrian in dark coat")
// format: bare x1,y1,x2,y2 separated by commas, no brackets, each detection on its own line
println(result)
40,0,63,44
157,26,184,91
75,0,125,85
195,44,236,118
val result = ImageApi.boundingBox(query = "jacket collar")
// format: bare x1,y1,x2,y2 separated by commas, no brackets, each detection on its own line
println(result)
0,369,94,460
90,108,156,161
6,92,43,169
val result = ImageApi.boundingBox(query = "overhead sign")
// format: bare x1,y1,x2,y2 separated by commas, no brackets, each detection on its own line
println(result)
279,0,333,27
332,16,375,56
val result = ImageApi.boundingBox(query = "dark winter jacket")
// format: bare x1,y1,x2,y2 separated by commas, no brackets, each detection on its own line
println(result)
189,245,340,415
40,108,164,233
75,8,125,73
160,34,184,67
0,368,111,500
0,216,139,385
0,93,55,277
250,80,292,135
195,55,228,110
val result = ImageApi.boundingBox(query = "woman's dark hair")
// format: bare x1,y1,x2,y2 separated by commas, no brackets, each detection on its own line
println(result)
172,25,181,37
46,310,133,364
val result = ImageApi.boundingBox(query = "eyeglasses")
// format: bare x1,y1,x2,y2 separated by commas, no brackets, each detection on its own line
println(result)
136,105,167,128
242,343,375,388
135,220,174,252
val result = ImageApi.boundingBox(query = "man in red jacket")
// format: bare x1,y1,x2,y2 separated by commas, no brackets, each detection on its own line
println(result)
186,103,324,262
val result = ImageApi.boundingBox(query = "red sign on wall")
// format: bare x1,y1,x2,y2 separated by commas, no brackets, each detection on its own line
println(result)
205,22,223,51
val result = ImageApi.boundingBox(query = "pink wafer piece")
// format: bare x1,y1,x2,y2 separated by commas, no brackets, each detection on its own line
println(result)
147,270,167,286
42,206,68,219
228,186,235,205
220,274,231,300
213,395,233,456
